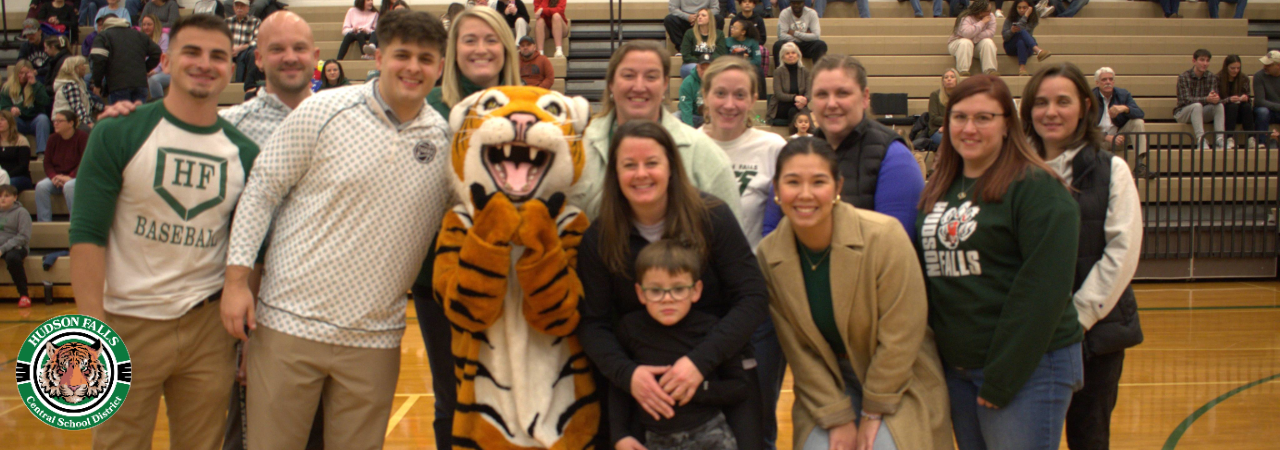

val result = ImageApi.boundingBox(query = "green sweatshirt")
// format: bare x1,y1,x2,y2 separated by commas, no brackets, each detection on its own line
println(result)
725,36,761,67
0,82,52,121
426,76,486,122
915,168,1083,407
681,29,728,64
679,71,703,126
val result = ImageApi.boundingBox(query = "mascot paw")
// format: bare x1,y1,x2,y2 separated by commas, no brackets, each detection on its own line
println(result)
471,183,521,245
514,192,565,254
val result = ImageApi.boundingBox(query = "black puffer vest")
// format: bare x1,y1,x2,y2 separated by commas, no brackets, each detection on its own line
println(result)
821,117,907,210
1071,146,1144,357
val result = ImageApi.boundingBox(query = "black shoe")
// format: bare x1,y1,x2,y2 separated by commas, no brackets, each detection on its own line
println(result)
43,281,54,305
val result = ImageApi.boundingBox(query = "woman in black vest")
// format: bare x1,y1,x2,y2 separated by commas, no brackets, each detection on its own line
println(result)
1021,63,1144,450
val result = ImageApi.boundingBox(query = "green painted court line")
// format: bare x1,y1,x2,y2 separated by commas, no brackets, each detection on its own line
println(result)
1162,372,1280,450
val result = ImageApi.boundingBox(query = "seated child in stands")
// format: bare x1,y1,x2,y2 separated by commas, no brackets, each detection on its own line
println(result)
789,110,813,139
610,239,749,450
0,185,35,308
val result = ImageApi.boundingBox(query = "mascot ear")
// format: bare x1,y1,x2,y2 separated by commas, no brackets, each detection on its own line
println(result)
567,95,591,134
449,90,488,133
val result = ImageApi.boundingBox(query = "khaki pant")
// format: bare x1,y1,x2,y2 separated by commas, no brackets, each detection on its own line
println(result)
1104,118,1148,156
949,38,998,74
93,302,237,450
246,326,400,450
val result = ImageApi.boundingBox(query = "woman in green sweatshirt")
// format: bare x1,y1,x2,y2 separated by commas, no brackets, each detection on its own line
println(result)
915,74,1083,450
0,60,52,156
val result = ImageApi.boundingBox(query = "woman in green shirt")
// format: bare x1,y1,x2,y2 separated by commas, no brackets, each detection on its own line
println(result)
916,74,1083,450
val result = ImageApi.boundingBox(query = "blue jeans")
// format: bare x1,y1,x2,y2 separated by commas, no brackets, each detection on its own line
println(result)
234,46,257,83
1048,0,1089,17
931,131,943,147
912,0,947,16
1159,0,1180,16
15,114,50,155
148,72,170,100
34,178,75,222
800,359,898,450
1253,106,1280,132
1209,0,1246,18
9,176,34,192
752,319,788,450
79,0,109,25
946,342,1084,450
1002,29,1038,65
680,63,696,79
951,0,971,16
108,87,148,105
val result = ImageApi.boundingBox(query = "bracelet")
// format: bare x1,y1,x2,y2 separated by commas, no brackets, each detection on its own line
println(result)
860,411,882,421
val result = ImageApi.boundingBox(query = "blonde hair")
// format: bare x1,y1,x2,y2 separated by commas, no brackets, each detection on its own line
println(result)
776,42,803,69
4,60,36,107
441,6,520,107
56,56,89,84
692,8,718,51
700,57,758,129
940,68,959,105
141,14,164,44
595,41,671,120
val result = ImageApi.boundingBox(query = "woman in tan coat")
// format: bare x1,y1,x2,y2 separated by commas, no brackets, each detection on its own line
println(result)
757,137,952,450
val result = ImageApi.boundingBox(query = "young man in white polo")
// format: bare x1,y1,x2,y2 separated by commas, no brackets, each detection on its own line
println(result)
219,9,454,448
69,14,259,450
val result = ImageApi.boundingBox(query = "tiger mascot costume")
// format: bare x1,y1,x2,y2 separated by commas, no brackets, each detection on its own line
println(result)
433,86,599,449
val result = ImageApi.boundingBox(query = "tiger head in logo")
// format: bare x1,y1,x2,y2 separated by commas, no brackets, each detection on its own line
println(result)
39,340,110,404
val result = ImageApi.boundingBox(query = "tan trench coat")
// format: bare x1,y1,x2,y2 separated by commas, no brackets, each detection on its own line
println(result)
757,203,953,450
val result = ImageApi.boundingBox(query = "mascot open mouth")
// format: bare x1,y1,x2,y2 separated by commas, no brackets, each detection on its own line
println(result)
484,142,555,202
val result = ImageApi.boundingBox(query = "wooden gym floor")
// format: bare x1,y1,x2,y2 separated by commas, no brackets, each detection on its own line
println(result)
0,280,1277,448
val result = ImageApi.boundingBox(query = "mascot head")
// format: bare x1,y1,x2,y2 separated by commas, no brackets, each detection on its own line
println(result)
448,86,590,211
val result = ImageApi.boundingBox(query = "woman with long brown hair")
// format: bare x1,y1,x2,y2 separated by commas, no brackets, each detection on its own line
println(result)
916,74,1083,450
578,120,767,450
1218,54,1255,146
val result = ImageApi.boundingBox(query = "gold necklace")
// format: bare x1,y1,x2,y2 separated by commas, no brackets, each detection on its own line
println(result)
958,178,975,200
800,246,832,271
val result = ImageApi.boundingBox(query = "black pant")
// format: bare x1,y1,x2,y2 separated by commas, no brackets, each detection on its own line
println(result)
1224,100,1256,132
338,31,371,60
412,284,456,450
3,248,27,297
233,46,256,83
772,39,828,66
1065,348,1126,450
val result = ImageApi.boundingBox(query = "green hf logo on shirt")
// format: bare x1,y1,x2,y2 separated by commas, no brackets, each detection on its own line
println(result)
153,148,229,221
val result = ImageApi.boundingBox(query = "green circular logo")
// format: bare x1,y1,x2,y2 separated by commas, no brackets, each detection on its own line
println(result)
14,315,131,430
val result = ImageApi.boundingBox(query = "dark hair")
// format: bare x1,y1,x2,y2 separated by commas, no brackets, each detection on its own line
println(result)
169,14,232,46
393,0,410,9
320,59,348,89
376,9,448,55
597,41,672,119
740,0,757,6
354,0,372,9
1021,63,1101,155
919,74,1064,210
55,110,78,127
810,54,869,93
1007,0,1039,30
379,0,395,14
599,120,712,277
954,0,992,33
772,137,839,184
729,17,760,42
1218,54,1249,96
0,185,17,197
635,239,703,282
445,3,466,22
788,110,813,136
1193,48,1212,60
96,14,114,25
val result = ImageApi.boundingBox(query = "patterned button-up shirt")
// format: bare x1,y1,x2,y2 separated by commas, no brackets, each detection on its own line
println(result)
229,14,260,48
1175,67,1220,115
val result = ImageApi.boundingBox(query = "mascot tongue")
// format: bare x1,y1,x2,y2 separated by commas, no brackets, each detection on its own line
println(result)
502,160,535,192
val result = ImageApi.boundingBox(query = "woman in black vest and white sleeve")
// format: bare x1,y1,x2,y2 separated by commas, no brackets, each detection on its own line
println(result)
1021,62,1145,450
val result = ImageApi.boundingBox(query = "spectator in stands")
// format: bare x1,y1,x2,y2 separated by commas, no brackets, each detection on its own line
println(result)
1,61,51,159
928,69,959,147
921,74,1082,450
141,0,180,28
532,0,568,57
319,59,351,91
493,0,530,42
363,0,411,56
1253,51,1280,137
774,0,826,67
53,57,101,130
1045,0,1088,18
1003,0,1051,76
1209,0,1246,19
789,110,813,138
82,15,111,59
0,185,33,308
1093,67,1147,154
192,0,227,17
1159,0,1181,18
139,14,171,100
0,111,34,191
679,52,712,127
666,0,719,51
949,0,998,76
909,0,948,17
36,0,79,43
427,6,520,119
338,0,378,60
726,19,761,68
18,20,50,81
697,56,788,450
1175,49,1225,149
680,9,727,77
767,42,807,126
1218,55,1254,148
737,0,767,42
41,36,72,89
91,14,161,105
1022,63,1144,450
81,0,110,26
230,0,262,82
517,35,554,89
442,2,466,30
95,0,133,26
36,110,86,222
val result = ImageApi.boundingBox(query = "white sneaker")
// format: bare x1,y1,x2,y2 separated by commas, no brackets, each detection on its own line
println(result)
362,43,376,55
995,10,1004,18
674,52,682,57
1226,137,1236,150
1247,136,1256,149
554,47,565,58
1039,5,1055,17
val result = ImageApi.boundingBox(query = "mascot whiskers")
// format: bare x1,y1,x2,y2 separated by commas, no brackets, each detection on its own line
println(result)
433,86,599,449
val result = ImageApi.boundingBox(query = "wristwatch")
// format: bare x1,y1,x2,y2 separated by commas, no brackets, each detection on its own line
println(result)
860,411,883,421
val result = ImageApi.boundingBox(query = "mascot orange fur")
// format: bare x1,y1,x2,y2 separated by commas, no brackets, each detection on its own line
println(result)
432,86,599,449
